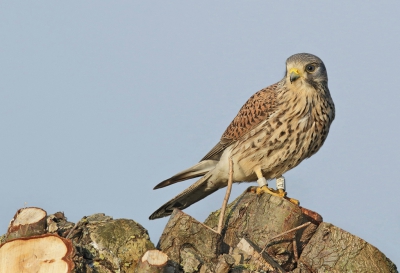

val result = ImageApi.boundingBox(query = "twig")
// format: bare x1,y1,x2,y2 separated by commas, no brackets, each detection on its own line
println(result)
269,221,311,241
217,158,233,234
260,221,311,254
293,237,299,262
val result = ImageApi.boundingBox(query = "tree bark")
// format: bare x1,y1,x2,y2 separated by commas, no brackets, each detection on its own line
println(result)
0,234,74,273
47,211,75,236
6,207,47,241
296,222,398,273
70,213,155,273
214,254,235,273
158,209,227,272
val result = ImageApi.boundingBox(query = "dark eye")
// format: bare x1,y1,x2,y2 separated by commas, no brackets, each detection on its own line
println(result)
306,64,316,73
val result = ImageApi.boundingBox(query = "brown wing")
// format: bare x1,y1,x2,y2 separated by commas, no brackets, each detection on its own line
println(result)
201,83,278,161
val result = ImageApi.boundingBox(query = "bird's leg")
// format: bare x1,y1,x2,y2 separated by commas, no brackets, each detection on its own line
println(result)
254,169,300,205
254,168,280,196
276,176,300,205
276,176,286,196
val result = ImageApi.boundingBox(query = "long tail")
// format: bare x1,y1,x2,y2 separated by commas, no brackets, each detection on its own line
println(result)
153,160,218,189
149,171,224,220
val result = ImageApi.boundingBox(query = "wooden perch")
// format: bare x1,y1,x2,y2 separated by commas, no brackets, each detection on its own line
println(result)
204,189,322,271
0,234,74,273
6,207,47,241
135,249,168,273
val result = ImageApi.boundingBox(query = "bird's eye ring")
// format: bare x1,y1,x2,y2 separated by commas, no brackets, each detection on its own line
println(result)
306,64,316,73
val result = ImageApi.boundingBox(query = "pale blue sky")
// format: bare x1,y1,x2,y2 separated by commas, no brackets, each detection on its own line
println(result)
1,1,399,266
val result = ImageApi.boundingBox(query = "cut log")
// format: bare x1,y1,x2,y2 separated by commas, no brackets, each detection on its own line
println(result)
6,207,47,241
135,249,168,273
204,188,321,271
158,209,226,270
70,214,155,273
0,234,74,273
297,222,398,273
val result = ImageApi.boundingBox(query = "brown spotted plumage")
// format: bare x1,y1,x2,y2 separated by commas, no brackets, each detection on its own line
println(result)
150,53,335,220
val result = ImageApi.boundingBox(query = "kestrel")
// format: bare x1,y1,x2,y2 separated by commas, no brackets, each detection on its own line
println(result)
149,53,335,220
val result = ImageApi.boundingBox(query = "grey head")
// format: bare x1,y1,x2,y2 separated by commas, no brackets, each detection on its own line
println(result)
285,53,328,87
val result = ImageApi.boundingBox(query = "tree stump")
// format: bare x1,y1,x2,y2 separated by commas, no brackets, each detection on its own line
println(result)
0,234,74,273
6,207,47,241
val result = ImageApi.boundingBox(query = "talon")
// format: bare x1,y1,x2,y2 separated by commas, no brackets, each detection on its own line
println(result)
285,197,300,205
254,171,300,205
256,185,279,196
256,186,300,205
277,188,287,197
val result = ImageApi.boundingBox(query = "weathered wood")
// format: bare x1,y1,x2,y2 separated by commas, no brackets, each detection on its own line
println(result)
297,222,398,273
204,188,321,271
158,209,226,270
0,234,74,273
71,213,155,273
47,211,75,236
135,249,168,273
214,254,235,273
1,203,397,272
6,207,47,241
235,237,285,273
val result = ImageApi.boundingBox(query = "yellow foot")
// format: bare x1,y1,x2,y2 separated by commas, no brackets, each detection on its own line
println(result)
256,185,284,197
256,186,300,206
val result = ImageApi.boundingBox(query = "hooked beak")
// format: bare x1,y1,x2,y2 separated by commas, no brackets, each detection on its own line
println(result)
289,68,301,83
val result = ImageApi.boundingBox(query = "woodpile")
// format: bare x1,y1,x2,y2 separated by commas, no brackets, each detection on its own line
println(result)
0,189,397,272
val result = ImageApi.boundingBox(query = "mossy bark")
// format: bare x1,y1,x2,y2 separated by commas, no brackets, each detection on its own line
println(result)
70,213,155,273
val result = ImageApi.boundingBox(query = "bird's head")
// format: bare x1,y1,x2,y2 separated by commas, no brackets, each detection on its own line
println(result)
285,53,328,88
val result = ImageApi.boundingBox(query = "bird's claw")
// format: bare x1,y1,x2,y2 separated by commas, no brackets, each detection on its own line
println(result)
256,186,300,205
256,185,283,196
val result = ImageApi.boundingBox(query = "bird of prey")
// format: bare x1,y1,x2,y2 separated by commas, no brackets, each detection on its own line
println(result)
149,53,335,220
